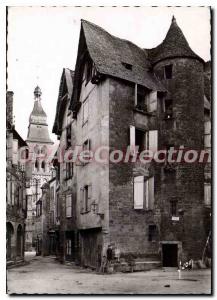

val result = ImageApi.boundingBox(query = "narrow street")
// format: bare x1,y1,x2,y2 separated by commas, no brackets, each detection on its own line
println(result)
7,256,211,294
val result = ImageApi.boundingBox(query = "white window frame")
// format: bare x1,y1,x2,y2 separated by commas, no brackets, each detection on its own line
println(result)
66,194,72,218
204,184,211,207
134,176,154,210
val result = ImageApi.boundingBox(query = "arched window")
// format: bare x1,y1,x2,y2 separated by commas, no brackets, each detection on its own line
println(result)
35,160,39,171
34,145,40,155
41,145,47,156
41,161,45,172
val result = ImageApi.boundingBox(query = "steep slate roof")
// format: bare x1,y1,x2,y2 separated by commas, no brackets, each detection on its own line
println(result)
147,17,204,65
52,68,74,135
81,19,166,91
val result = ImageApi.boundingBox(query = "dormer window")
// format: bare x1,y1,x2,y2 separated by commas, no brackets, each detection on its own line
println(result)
122,62,132,70
135,84,157,112
164,64,173,79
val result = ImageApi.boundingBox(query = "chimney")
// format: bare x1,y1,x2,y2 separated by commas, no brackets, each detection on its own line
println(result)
6,91,14,127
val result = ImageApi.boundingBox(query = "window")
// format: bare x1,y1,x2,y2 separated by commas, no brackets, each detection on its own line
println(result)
41,146,47,155
164,99,173,119
66,194,72,218
66,239,72,255
66,125,71,149
12,139,18,165
133,176,154,210
81,139,91,164
165,144,175,166
49,211,54,226
170,200,177,216
84,186,89,213
122,62,132,70
80,185,92,213
36,201,42,217
204,184,211,207
35,160,39,171
56,193,60,219
41,161,45,172
66,162,73,179
135,85,157,112
148,225,157,241
164,64,173,79
130,126,158,154
135,128,146,153
83,100,88,125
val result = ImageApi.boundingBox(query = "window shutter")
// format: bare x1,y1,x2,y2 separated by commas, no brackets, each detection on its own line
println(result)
130,125,135,155
87,184,92,211
205,135,211,148
12,139,18,165
134,84,138,106
204,121,211,135
134,176,144,209
66,195,72,218
204,184,211,206
80,188,84,213
147,91,157,112
148,177,155,210
11,179,15,205
148,130,158,152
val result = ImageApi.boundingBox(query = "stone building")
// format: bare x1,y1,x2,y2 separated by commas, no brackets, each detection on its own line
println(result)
34,168,59,256
53,17,211,270
6,91,29,266
52,68,77,263
25,86,54,251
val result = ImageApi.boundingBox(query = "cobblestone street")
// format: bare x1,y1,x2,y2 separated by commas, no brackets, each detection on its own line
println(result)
7,256,211,294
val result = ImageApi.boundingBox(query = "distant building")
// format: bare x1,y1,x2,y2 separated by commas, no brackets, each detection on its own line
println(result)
25,86,54,251
6,91,29,266
52,18,211,270
53,69,77,263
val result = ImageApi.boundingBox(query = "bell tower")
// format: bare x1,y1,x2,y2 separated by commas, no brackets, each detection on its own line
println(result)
25,86,54,251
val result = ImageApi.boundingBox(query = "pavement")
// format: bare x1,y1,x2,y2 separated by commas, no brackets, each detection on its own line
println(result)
7,255,212,295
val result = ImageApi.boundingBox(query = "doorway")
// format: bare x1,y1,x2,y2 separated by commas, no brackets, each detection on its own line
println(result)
162,243,178,267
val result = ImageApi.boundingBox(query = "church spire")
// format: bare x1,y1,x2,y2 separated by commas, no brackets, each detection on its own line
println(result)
26,87,53,144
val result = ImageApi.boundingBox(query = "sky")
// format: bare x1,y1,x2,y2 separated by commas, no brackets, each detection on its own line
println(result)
7,6,211,142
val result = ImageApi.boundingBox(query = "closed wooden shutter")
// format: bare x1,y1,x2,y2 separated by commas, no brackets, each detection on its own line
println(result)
148,176,155,210
80,188,84,213
130,125,135,155
147,91,157,112
148,130,158,152
66,194,72,218
87,184,92,212
204,184,211,206
11,182,15,205
12,139,18,165
134,176,144,209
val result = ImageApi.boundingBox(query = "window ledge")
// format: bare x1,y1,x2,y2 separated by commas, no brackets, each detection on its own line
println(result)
80,210,90,215
133,107,155,116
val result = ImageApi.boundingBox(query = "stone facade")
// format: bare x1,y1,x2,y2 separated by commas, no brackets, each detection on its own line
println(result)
6,91,29,266
25,86,54,251
52,18,211,270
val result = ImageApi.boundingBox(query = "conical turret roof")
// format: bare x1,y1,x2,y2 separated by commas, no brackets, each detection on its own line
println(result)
147,16,204,65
